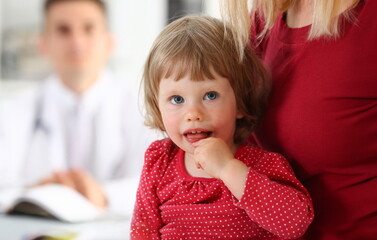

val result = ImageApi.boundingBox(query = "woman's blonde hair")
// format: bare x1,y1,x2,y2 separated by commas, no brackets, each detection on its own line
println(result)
143,15,270,144
221,0,360,60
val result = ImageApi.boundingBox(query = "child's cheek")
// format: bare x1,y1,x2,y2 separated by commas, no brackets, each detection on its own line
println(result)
161,112,180,137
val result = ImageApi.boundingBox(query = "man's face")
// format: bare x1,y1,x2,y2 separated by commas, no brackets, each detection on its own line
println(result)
40,0,112,79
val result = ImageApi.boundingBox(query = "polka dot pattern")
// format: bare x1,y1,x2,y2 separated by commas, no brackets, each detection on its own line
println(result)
131,139,314,239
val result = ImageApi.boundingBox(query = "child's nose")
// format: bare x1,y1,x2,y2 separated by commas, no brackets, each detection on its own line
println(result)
185,107,203,122
186,113,202,122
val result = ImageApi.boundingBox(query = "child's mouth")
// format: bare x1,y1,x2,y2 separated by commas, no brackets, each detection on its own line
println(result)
183,129,212,143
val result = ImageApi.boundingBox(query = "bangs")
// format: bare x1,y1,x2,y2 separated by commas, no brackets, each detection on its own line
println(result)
160,41,230,83
163,56,216,82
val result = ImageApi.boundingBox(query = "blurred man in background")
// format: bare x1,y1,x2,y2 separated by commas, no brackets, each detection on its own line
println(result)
0,0,154,215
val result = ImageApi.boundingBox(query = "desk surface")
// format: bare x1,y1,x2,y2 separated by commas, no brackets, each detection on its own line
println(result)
0,214,131,240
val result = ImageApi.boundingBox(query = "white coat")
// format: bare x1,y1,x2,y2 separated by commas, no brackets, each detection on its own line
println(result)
0,70,159,215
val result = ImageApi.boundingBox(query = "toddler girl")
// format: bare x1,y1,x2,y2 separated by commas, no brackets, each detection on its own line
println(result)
131,16,313,239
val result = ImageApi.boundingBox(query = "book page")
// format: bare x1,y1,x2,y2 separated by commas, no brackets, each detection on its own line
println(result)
9,184,103,222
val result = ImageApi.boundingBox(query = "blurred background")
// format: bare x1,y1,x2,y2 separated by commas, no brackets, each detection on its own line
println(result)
0,0,221,98
0,2,222,238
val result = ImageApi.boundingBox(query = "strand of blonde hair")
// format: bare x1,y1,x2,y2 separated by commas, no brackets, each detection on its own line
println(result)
220,0,250,62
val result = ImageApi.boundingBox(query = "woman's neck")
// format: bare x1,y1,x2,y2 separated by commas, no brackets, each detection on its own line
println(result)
286,0,358,28
286,0,313,28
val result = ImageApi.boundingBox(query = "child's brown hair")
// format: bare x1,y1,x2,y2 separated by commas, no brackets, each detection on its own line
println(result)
143,15,270,144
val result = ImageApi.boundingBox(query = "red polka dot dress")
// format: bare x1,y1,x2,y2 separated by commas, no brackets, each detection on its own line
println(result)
131,139,313,239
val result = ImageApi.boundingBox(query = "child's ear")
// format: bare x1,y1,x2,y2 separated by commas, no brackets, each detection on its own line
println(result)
236,110,244,119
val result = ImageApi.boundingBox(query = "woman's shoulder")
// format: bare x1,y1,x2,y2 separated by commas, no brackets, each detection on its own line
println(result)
250,11,268,57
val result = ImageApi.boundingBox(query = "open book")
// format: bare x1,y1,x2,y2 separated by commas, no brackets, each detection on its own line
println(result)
6,184,105,222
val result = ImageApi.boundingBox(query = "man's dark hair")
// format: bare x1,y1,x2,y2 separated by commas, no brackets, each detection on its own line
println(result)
44,0,107,16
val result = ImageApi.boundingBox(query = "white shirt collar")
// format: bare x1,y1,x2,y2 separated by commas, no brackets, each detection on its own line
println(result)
44,69,114,117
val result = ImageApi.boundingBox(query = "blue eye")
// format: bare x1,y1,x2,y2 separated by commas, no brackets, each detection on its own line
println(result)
170,95,184,104
204,91,217,100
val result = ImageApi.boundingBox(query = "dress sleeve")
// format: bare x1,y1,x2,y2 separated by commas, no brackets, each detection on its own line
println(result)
234,150,314,239
130,139,172,240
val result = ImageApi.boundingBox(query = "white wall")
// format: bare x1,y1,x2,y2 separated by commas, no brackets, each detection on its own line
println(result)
1,0,44,29
0,0,167,98
204,0,221,18
108,0,167,90
0,0,224,99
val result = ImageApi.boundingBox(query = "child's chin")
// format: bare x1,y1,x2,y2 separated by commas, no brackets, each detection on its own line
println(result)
174,141,194,153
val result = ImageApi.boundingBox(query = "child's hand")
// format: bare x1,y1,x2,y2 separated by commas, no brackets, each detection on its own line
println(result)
192,137,238,179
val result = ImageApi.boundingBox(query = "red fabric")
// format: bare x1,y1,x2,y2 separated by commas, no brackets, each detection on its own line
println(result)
131,139,313,239
252,1,377,239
